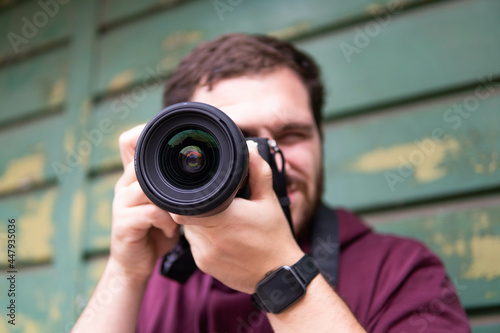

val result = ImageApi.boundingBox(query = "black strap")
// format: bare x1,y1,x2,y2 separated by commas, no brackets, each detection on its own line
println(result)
310,205,340,288
293,254,320,286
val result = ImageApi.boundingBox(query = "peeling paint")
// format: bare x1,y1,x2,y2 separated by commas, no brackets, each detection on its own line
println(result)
463,213,500,281
159,55,179,72
0,317,8,333
71,191,86,247
17,313,44,333
433,232,466,257
0,145,46,194
269,21,311,40
48,78,67,106
48,292,65,321
96,200,112,228
472,151,498,174
16,189,56,261
65,129,76,150
92,236,111,249
484,290,497,299
162,31,202,50
348,136,461,183
463,234,500,280
108,69,137,92
90,257,108,281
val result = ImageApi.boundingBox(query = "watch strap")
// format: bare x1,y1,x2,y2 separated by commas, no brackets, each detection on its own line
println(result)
251,254,319,313
292,254,319,286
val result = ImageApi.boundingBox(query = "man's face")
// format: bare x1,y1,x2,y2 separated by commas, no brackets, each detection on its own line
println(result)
191,67,323,236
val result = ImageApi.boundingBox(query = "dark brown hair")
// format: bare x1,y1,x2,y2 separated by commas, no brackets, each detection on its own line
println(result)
163,33,324,133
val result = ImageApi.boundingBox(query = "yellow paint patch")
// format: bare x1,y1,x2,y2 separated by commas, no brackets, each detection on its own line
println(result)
108,69,137,92
0,317,8,333
92,236,111,249
0,145,45,194
472,151,498,174
49,292,66,321
65,129,76,150
90,257,108,281
17,313,45,333
71,191,86,246
463,213,500,280
159,55,179,72
269,21,311,40
463,234,500,280
162,31,203,50
96,201,112,228
17,189,56,261
433,232,466,257
48,78,67,106
348,136,461,183
485,290,497,299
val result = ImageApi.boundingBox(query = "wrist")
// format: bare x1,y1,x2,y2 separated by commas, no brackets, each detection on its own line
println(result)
251,253,319,314
106,256,152,288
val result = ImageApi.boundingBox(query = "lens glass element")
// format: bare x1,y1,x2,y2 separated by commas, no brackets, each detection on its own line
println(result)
160,128,219,189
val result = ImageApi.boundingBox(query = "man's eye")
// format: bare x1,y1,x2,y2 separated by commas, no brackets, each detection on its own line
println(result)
277,132,308,143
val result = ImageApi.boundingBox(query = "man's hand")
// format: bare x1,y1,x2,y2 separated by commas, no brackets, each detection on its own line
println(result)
173,141,304,294
110,124,180,283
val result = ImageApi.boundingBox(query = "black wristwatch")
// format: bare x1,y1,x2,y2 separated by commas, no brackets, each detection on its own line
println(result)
251,254,320,314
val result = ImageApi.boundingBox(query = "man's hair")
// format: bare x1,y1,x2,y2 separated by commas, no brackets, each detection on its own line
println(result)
163,33,324,132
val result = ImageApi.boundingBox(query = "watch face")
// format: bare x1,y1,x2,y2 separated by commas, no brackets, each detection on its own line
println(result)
255,266,306,314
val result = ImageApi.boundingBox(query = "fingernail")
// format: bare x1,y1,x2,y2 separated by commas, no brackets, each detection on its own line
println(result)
246,140,258,152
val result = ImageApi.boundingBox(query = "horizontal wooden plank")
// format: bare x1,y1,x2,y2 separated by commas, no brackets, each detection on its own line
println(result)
0,47,69,125
322,86,500,210
89,84,163,171
297,0,500,117
0,0,74,58
0,187,58,263
472,323,500,333
93,0,429,95
0,114,65,195
84,172,120,252
99,0,185,26
0,266,68,331
368,203,500,310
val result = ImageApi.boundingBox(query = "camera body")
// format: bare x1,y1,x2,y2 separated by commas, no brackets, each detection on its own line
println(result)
134,102,291,282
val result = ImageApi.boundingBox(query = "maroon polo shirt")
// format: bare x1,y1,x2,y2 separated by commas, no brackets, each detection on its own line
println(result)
137,208,470,332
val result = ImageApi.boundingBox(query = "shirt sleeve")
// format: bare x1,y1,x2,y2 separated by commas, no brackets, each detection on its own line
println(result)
365,237,471,333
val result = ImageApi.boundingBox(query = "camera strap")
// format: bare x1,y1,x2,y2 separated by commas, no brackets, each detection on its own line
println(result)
310,204,340,289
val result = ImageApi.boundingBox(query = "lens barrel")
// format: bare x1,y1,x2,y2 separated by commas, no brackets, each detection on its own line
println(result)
135,102,249,216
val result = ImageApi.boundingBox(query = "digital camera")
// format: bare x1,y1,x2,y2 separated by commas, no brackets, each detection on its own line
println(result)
134,102,291,282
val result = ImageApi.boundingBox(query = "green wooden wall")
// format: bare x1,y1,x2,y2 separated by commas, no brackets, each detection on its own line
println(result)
0,0,499,331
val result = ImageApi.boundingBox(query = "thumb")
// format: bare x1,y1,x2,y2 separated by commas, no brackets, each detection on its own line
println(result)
247,140,274,200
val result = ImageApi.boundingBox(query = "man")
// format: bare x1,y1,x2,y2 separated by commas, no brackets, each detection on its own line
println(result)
74,34,470,332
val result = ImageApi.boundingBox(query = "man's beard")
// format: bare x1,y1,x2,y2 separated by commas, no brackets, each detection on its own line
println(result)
289,164,324,239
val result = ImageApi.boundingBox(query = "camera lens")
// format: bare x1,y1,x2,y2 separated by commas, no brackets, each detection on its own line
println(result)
135,102,249,216
160,128,219,189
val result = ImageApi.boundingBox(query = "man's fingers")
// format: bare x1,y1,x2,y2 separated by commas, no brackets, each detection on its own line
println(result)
247,141,274,201
115,203,179,239
115,161,138,191
120,181,151,207
119,124,146,167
